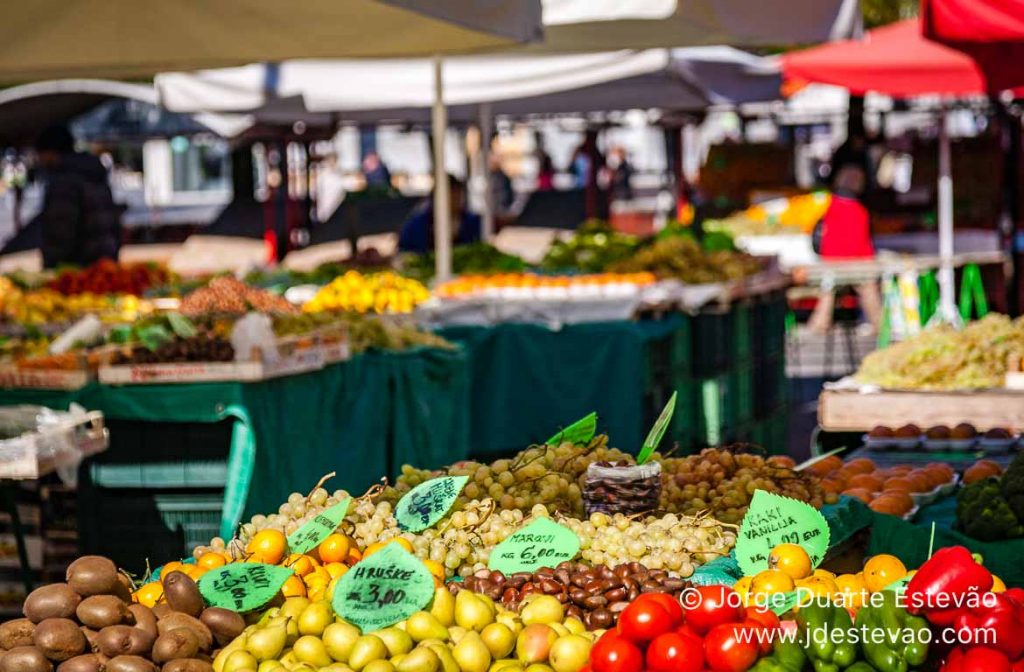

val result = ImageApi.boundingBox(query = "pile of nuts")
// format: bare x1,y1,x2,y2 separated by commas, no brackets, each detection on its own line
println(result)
451,561,688,631
583,461,662,516
180,277,298,316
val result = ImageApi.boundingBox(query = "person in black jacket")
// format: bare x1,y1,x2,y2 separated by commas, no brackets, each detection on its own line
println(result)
34,125,120,268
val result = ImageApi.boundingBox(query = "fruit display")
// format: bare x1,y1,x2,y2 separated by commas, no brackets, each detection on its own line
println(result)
539,223,640,274
179,277,298,317
303,271,430,315
433,272,656,301
403,243,528,281
452,562,689,631
956,453,1024,541
0,284,152,326
47,260,171,296
608,236,762,284
807,455,955,517
706,192,831,238
856,314,1024,390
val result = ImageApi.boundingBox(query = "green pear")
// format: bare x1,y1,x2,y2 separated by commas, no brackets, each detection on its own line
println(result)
548,635,592,672
223,649,259,672
324,621,362,663
286,617,301,646
347,635,389,671
420,641,460,672
214,634,247,672
280,597,312,621
452,631,492,672
455,591,493,632
257,607,281,626
495,614,522,635
480,623,515,659
430,587,456,627
488,662,523,672
548,624,569,638
525,665,554,672
520,597,563,626
447,626,468,645
278,650,300,667
246,621,288,661
562,619,585,636
363,661,396,672
255,661,286,672
375,627,413,657
298,601,334,637
406,612,450,643
395,646,440,672
293,635,333,668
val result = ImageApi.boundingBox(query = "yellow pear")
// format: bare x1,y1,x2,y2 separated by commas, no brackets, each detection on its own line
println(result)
406,611,450,643
452,631,492,672
430,586,456,627
480,623,516,659
395,646,440,672
455,591,493,632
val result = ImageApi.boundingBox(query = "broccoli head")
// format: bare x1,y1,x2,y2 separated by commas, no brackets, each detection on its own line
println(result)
1000,452,1024,520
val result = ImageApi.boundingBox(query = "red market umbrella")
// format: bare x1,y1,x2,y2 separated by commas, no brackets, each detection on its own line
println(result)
922,0,1024,91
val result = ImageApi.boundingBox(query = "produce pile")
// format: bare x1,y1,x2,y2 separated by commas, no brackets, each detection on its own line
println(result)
807,455,955,517
179,278,298,317
956,452,1024,541
855,314,1024,390
403,243,528,282
47,261,171,297
303,272,430,315
433,273,656,300
0,277,152,327
608,236,762,284
540,224,640,274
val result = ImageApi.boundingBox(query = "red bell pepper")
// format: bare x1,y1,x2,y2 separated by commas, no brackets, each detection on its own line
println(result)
945,647,1013,672
906,546,993,627
954,592,1024,661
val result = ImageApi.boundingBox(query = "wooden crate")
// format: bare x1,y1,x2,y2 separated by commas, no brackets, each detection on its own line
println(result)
818,388,1024,432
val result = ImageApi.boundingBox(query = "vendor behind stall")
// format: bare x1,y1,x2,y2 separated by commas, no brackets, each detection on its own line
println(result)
398,175,481,253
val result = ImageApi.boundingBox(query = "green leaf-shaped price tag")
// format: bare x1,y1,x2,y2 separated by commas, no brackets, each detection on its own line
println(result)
488,517,581,574
395,476,468,532
547,412,597,446
735,490,830,577
287,498,351,554
767,590,802,616
333,543,435,632
637,391,676,465
198,563,294,612
884,576,911,594
166,312,197,339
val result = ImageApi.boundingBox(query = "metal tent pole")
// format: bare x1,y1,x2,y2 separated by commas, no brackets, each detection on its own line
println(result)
432,56,453,281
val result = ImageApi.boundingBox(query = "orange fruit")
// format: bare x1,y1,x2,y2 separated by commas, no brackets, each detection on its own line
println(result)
363,538,413,559
197,553,227,570
835,574,869,610
750,569,796,596
180,564,207,580
346,547,363,565
869,495,912,516
283,554,318,577
246,529,288,565
422,559,446,581
768,544,812,580
160,561,185,582
317,534,351,564
324,563,348,580
992,575,1006,593
134,581,164,608
878,490,914,511
844,458,876,474
841,488,874,504
863,554,907,592
281,575,307,598
848,474,884,491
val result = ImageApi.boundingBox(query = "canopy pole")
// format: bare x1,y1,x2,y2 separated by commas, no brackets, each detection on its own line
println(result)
479,102,495,242
432,56,452,281
936,107,961,326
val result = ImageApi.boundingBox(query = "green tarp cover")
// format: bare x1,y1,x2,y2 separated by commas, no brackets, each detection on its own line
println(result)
0,347,470,538
439,317,684,458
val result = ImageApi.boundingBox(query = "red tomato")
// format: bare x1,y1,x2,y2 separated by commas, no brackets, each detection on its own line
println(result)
635,592,684,627
677,623,704,641
646,632,705,672
742,619,773,656
704,623,760,672
618,600,675,643
743,606,780,632
591,631,645,672
684,585,744,635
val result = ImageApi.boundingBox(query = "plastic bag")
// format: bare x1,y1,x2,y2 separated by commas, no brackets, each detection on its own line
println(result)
583,461,662,516
230,312,279,363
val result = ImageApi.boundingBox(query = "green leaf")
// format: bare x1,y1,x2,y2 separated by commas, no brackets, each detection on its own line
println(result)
546,412,597,446
636,391,676,465
109,325,133,344
166,312,197,339
137,324,173,352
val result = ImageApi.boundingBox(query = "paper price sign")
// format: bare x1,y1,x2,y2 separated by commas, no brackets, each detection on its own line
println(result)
395,476,468,532
735,490,830,577
488,517,580,574
198,563,294,612
287,498,351,554
333,543,434,632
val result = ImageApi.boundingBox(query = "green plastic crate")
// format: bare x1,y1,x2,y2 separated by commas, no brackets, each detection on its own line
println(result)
91,460,229,489
731,302,754,361
154,494,224,553
670,314,693,377
732,362,755,425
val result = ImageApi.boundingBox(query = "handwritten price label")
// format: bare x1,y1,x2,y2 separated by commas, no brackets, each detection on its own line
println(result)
735,490,830,577
198,563,294,612
489,517,580,574
333,544,434,632
395,476,468,532
287,498,351,554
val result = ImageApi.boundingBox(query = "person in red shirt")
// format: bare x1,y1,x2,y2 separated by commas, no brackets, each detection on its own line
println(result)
808,165,883,332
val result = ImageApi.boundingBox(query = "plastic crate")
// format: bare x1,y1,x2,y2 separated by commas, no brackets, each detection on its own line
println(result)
154,493,223,553
754,354,787,420
693,310,733,376
731,302,754,361
754,292,788,360
732,362,755,425
670,315,693,377
90,460,228,489
670,375,704,453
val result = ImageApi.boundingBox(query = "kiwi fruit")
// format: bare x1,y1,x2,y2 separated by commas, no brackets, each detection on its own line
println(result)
156,614,212,652
0,618,36,649
151,629,200,663
198,608,244,647
104,655,158,672
33,618,87,662
151,604,174,621
24,584,82,623
0,645,53,672
111,574,134,603
95,626,155,658
79,627,98,651
161,660,214,672
55,653,105,672
66,557,119,598
125,604,158,640
162,573,204,618
76,595,128,629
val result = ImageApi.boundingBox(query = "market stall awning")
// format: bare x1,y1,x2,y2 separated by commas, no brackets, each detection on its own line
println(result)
922,0,1024,91
156,48,781,120
537,0,861,50
0,0,542,83
779,19,989,97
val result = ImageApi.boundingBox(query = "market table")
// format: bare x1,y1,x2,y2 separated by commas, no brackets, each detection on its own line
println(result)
0,347,470,542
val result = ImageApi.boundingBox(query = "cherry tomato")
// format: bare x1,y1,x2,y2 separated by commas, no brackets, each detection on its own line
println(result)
704,623,760,672
618,600,674,643
684,585,744,635
591,631,645,672
646,631,705,672
635,592,684,627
